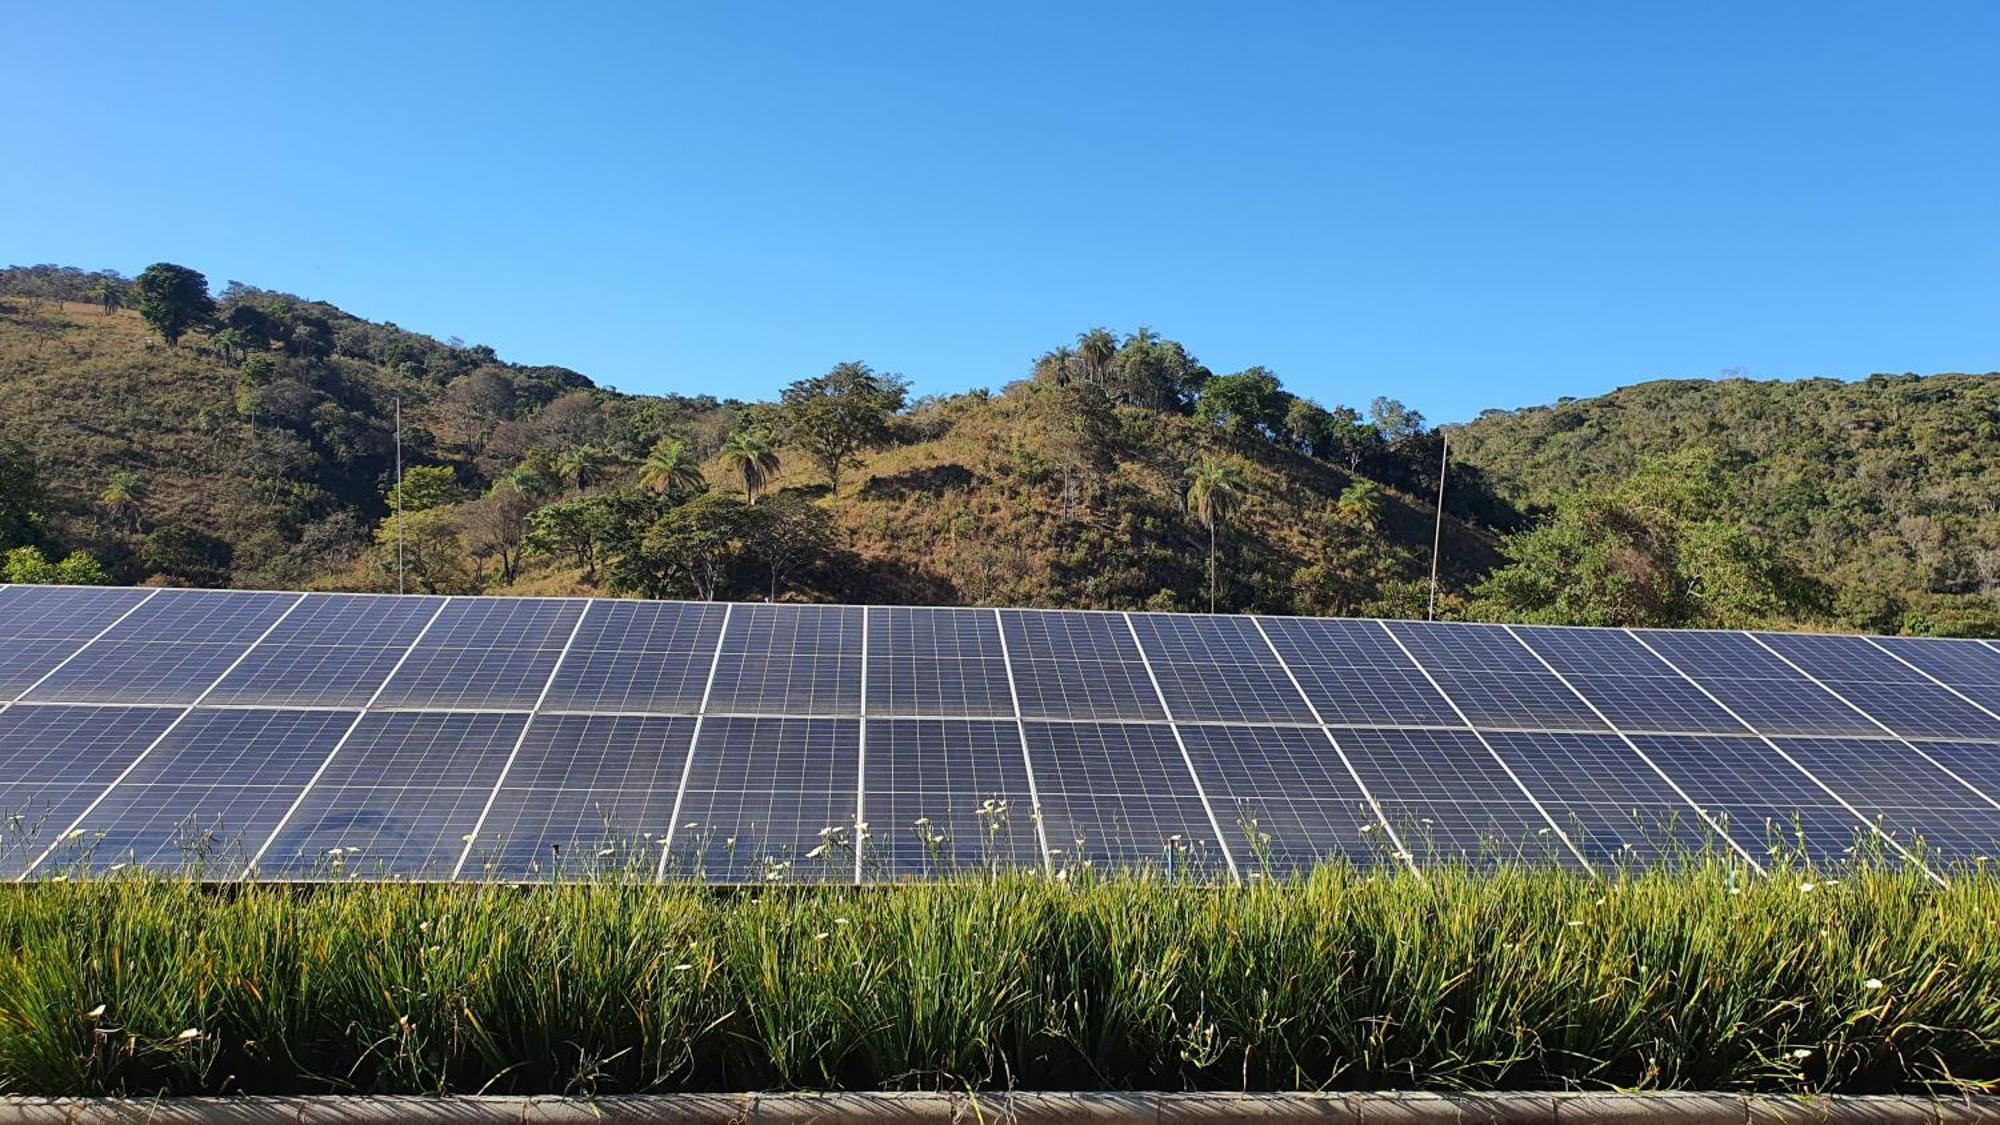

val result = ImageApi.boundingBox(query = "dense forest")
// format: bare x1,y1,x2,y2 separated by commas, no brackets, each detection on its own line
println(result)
2,262,1995,636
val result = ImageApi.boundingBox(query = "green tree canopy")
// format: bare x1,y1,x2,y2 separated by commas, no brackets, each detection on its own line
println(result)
4,546,110,585
716,429,781,503
133,262,216,347
387,465,466,513
638,437,707,499
779,362,908,494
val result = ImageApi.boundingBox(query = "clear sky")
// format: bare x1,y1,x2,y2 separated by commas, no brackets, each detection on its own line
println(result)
5,2,1994,421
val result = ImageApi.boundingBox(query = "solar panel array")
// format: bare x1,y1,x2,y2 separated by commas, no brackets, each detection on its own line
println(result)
2,584,1999,884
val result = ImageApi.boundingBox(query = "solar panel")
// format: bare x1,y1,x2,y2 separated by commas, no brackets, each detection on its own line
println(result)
862,718,1044,877
371,599,585,710
253,711,527,879
1332,727,1582,869
1258,616,1463,727
1024,721,1226,877
1177,724,1388,874
667,716,859,883
205,594,448,707
0,704,181,877
464,714,695,881
4,586,1998,885
1127,614,1317,724
1000,611,1167,721
22,590,300,705
56,708,356,877
540,600,727,714
865,607,1014,718
703,604,862,716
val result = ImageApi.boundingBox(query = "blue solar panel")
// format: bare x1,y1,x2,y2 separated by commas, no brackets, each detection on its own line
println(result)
1259,617,1463,727
667,716,859,883
60,709,355,877
1177,724,1388,874
703,604,862,716
1333,728,1581,869
1773,737,2000,867
0,639,93,699
253,711,526,879
1630,734,1886,865
1023,721,1224,876
371,599,585,710
1128,614,1317,724
1903,742,2000,818
1631,631,1883,737
1000,611,1167,721
0,585,152,640
23,590,301,705
1382,621,1610,731
865,607,1014,718
1753,633,2000,741
1480,731,1735,865
0,704,181,878
540,600,727,714
205,594,447,708
863,718,1043,877
1511,627,1747,734
466,714,696,881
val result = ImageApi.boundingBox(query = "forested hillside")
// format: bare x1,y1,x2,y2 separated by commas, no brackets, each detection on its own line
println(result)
2,262,1995,636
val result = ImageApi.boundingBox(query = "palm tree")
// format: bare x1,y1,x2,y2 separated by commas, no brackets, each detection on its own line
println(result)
1075,328,1118,385
638,438,706,499
1334,480,1383,527
556,445,608,493
1184,454,1244,613
716,429,781,503
99,472,149,534
1032,346,1077,386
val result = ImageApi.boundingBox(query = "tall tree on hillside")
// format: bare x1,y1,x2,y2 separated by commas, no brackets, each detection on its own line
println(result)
1032,346,1077,386
778,362,908,494
1075,328,1118,385
1185,454,1244,613
92,280,124,316
638,437,707,499
133,263,215,347
99,472,149,534
556,445,609,493
717,428,781,503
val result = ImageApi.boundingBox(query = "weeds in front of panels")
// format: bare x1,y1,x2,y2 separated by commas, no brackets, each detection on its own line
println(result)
0,858,1997,1097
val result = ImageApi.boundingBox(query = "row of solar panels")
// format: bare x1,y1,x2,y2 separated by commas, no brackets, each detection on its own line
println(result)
1,584,1998,883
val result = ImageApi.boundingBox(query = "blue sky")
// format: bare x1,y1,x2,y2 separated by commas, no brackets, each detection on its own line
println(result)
5,2,1994,421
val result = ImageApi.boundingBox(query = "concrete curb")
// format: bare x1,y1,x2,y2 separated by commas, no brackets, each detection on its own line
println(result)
2,1092,1998,1124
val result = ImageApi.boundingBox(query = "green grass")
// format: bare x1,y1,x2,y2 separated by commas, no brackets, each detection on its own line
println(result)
0,862,1996,1098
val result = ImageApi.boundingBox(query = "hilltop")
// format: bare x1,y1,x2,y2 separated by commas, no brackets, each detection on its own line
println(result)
2,262,1996,634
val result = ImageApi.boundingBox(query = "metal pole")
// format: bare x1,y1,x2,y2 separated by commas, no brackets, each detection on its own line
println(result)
1427,432,1447,621
395,396,405,596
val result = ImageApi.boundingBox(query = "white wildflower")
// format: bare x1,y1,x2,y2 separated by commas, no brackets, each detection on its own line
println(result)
1864,978,1884,991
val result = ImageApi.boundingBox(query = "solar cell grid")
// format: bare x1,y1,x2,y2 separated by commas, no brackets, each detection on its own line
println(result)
1025,721,1225,876
0,640,98,699
668,716,859,883
0,585,151,640
1876,637,2000,685
253,711,526,880
371,599,585,710
865,607,1013,718
1128,614,1317,724
466,714,695,881
110,588,300,645
1333,728,1580,869
1630,734,1889,865
540,600,727,713
1000,611,1166,721
62,709,355,876
1631,631,1882,736
1511,626,1680,678
1248,617,1465,728
1750,633,2000,741
0,704,182,878
1178,724,1388,874
21,591,304,706
1422,668,1612,731
1479,731,1733,866
704,603,862,716
1774,737,2000,867
863,718,1043,876
1383,620,1548,674
205,595,448,708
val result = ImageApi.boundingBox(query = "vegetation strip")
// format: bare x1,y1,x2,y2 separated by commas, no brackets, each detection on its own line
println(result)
5,1092,2000,1123
3,865,1999,1098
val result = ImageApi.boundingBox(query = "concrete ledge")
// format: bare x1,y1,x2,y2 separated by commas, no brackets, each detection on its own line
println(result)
2,1092,1997,1124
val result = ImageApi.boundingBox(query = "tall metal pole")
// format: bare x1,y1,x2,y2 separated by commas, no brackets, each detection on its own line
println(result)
395,396,405,596
1427,432,1447,621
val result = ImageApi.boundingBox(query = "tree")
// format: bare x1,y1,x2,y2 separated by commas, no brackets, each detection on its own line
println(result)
1195,369,1285,439
371,508,477,594
4,546,110,585
387,465,465,512
525,495,623,584
636,493,746,600
1184,454,1245,613
133,263,216,347
1283,398,1334,458
460,485,539,586
99,472,148,534
716,429,781,503
778,362,908,494
556,445,609,493
139,524,233,586
1334,480,1384,527
0,438,48,549
740,493,834,601
1368,396,1426,443
638,437,707,499
92,280,124,316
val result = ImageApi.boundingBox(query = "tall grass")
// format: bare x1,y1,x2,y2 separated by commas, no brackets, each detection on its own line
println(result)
0,861,1995,1097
